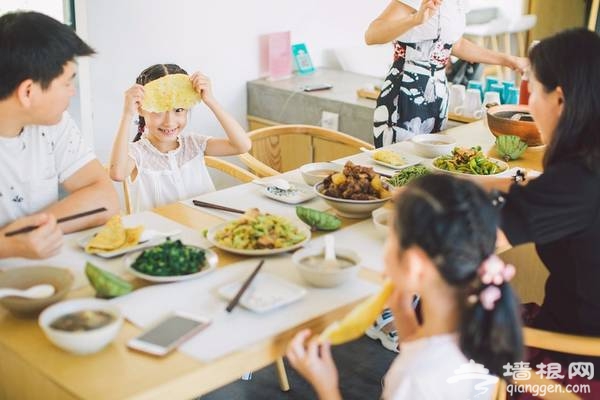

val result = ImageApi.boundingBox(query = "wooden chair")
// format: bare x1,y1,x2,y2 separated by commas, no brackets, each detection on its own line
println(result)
495,328,600,400
240,124,374,176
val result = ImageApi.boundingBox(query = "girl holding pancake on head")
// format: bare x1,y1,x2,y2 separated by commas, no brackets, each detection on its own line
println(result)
109,64,251,212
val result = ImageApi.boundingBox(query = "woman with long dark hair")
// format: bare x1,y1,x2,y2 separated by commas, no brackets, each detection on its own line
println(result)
489,28,600,396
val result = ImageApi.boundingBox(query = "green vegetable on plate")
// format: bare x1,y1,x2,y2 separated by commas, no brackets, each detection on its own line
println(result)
386,165,430,187
131,238,206,277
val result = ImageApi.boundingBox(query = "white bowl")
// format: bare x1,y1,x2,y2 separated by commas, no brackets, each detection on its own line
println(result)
39,298,123,355
299,162,342,186
314,183,389,219
372,208,392,238
292,247,360,288
411,134,456,158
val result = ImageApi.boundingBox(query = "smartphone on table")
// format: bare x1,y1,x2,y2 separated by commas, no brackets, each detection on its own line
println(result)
302,83,333,92
127,311,211,356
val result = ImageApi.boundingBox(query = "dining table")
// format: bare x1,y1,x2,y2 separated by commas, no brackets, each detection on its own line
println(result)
0,120,544,400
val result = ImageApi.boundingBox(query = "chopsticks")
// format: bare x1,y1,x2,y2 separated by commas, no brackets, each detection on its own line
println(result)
226,259,265,313
4,207,107,237
192,200,245,214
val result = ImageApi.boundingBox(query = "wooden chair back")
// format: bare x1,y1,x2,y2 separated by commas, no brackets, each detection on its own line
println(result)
242,124,374,174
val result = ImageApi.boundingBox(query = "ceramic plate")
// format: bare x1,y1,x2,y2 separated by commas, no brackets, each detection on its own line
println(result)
123,245,218,283
218,273,306,313
430,157,510,177
262,183,316,204
206,220,311,256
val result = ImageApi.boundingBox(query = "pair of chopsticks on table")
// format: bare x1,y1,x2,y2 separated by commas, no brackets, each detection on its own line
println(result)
226,259,265,313
4,207,107,237
192,200,244,214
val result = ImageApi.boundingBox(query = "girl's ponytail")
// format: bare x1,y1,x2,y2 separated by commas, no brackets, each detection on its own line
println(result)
459,256,523,378
134,117,144,142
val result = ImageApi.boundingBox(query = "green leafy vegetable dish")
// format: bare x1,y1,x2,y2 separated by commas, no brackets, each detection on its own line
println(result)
214,208,306,250
433,146,507,175
386,165,431,187
131,238,206,276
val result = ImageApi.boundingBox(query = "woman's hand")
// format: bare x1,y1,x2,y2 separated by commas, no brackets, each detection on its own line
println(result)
190,72,216,105
0,213,63,259
508,56,529,75
286,329,342,400
123,85,144,117
413,0,442,26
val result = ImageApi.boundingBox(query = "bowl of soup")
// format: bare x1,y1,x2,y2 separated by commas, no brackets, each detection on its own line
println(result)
299,162,342,186
292,247,360,288
411,134,457,158
39,298,123,355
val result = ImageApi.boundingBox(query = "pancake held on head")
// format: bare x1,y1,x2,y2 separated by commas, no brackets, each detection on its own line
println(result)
141,74,201,113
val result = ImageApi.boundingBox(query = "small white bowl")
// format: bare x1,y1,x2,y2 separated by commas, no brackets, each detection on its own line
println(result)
299,162,342,186
372,208,392,238
314,183,389,219
292,247,360,288
39,298,123,355
411,134,456,158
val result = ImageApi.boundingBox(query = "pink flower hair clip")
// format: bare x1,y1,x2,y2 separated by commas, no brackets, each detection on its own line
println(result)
468,255,516,310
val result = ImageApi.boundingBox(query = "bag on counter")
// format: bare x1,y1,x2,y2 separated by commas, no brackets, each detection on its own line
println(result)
446,59,483,86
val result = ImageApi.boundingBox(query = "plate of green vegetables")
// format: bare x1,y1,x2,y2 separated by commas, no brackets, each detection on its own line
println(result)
431,146,509,177
124,238,218,283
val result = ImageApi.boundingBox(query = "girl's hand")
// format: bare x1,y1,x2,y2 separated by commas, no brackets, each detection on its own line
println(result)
413,0,442,26
123,85,144,117
286,329,341,399
0,213,63,259
190,72,215,104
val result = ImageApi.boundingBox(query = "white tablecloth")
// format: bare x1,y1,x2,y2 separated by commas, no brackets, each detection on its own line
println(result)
112,257,379,362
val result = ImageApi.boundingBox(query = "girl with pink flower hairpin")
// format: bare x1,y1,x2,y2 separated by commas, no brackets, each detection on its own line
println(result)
287,174,523,400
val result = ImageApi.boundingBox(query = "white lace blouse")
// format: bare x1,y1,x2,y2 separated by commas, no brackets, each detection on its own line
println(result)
127,134,215,212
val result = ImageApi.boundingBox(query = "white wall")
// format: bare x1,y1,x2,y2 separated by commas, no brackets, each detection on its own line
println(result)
81,0,389,163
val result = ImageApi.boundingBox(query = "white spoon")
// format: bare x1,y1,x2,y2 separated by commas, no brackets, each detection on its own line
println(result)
360,146,374,153
322,234,339,270
252,178,292,191
0,284,55,299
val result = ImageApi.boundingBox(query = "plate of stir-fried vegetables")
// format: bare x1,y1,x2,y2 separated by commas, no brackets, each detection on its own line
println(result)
206,208,310,256
432,146,509,176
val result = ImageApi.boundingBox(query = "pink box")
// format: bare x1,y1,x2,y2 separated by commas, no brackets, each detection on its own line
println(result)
259,31,292,80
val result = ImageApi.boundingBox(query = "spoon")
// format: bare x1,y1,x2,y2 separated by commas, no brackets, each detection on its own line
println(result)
138,229,181,244
322,234,339,270
360,146,374,153
0,284,55,299
252,178,292,191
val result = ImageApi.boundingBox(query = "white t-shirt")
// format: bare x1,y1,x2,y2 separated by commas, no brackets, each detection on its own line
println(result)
397,0,469,44
382,334,497,400
128,133,215,212
0,113,95,227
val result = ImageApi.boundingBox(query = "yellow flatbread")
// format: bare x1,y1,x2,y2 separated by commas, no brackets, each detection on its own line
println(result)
141,73,201,113
85,215,144,254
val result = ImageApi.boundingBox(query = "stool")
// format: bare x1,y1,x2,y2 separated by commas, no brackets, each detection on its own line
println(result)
506,14,537,57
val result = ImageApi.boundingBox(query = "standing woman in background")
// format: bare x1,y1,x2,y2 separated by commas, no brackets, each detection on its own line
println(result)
366,0,528,147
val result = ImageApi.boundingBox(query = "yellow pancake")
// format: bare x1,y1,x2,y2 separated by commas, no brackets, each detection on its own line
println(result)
122,226,144,249
141,73,201,113
85,215,126,253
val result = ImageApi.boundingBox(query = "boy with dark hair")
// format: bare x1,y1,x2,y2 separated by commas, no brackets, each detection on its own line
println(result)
0,11,118,259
